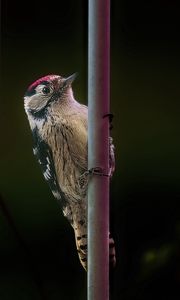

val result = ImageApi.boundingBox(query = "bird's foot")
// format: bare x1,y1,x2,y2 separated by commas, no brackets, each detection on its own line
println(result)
103,113,114,130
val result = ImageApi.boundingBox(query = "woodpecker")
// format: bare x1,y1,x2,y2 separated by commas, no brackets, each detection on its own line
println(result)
24,73,116,270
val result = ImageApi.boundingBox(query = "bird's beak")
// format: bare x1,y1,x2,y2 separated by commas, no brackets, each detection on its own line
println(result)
64,73,78,86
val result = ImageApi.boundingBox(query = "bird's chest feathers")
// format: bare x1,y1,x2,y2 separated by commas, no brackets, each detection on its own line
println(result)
40,118,87,197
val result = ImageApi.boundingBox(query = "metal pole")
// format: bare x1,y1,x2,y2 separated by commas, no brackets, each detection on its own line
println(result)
88,0,110,299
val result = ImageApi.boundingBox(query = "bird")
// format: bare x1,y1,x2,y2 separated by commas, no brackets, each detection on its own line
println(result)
24,73,116,270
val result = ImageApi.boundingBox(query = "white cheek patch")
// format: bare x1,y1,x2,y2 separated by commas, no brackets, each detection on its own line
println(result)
25,94,49,112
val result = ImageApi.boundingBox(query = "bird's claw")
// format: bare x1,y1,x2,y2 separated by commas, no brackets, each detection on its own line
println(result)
103,113,114,130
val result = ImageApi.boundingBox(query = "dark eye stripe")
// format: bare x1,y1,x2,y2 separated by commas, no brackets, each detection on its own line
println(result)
28,78,50,92
25,74,60,97
25,81,49,97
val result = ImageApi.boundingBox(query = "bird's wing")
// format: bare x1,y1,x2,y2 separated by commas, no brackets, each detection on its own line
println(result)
32,127,66,204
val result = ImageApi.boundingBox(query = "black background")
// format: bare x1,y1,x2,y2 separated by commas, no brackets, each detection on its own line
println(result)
1,1,180,299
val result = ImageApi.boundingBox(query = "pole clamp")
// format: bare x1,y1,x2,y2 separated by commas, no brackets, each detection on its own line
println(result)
78,167,110,190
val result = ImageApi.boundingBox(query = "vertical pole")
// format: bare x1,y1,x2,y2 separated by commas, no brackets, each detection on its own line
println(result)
88,0,110,299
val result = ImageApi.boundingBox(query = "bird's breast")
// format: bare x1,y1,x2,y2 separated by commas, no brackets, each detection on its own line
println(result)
42,118,88,202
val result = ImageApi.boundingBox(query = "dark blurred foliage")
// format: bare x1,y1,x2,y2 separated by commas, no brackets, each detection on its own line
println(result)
0,0,180,299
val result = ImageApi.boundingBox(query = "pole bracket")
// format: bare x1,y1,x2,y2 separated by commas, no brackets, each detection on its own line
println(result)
78,167,110,190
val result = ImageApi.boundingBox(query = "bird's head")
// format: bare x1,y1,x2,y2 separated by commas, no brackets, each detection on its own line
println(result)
24,73,77,119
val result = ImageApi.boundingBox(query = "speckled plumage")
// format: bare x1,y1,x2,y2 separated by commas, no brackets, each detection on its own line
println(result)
24,74,116,270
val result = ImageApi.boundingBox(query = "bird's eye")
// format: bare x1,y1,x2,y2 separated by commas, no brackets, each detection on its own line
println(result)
42,86,51,94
